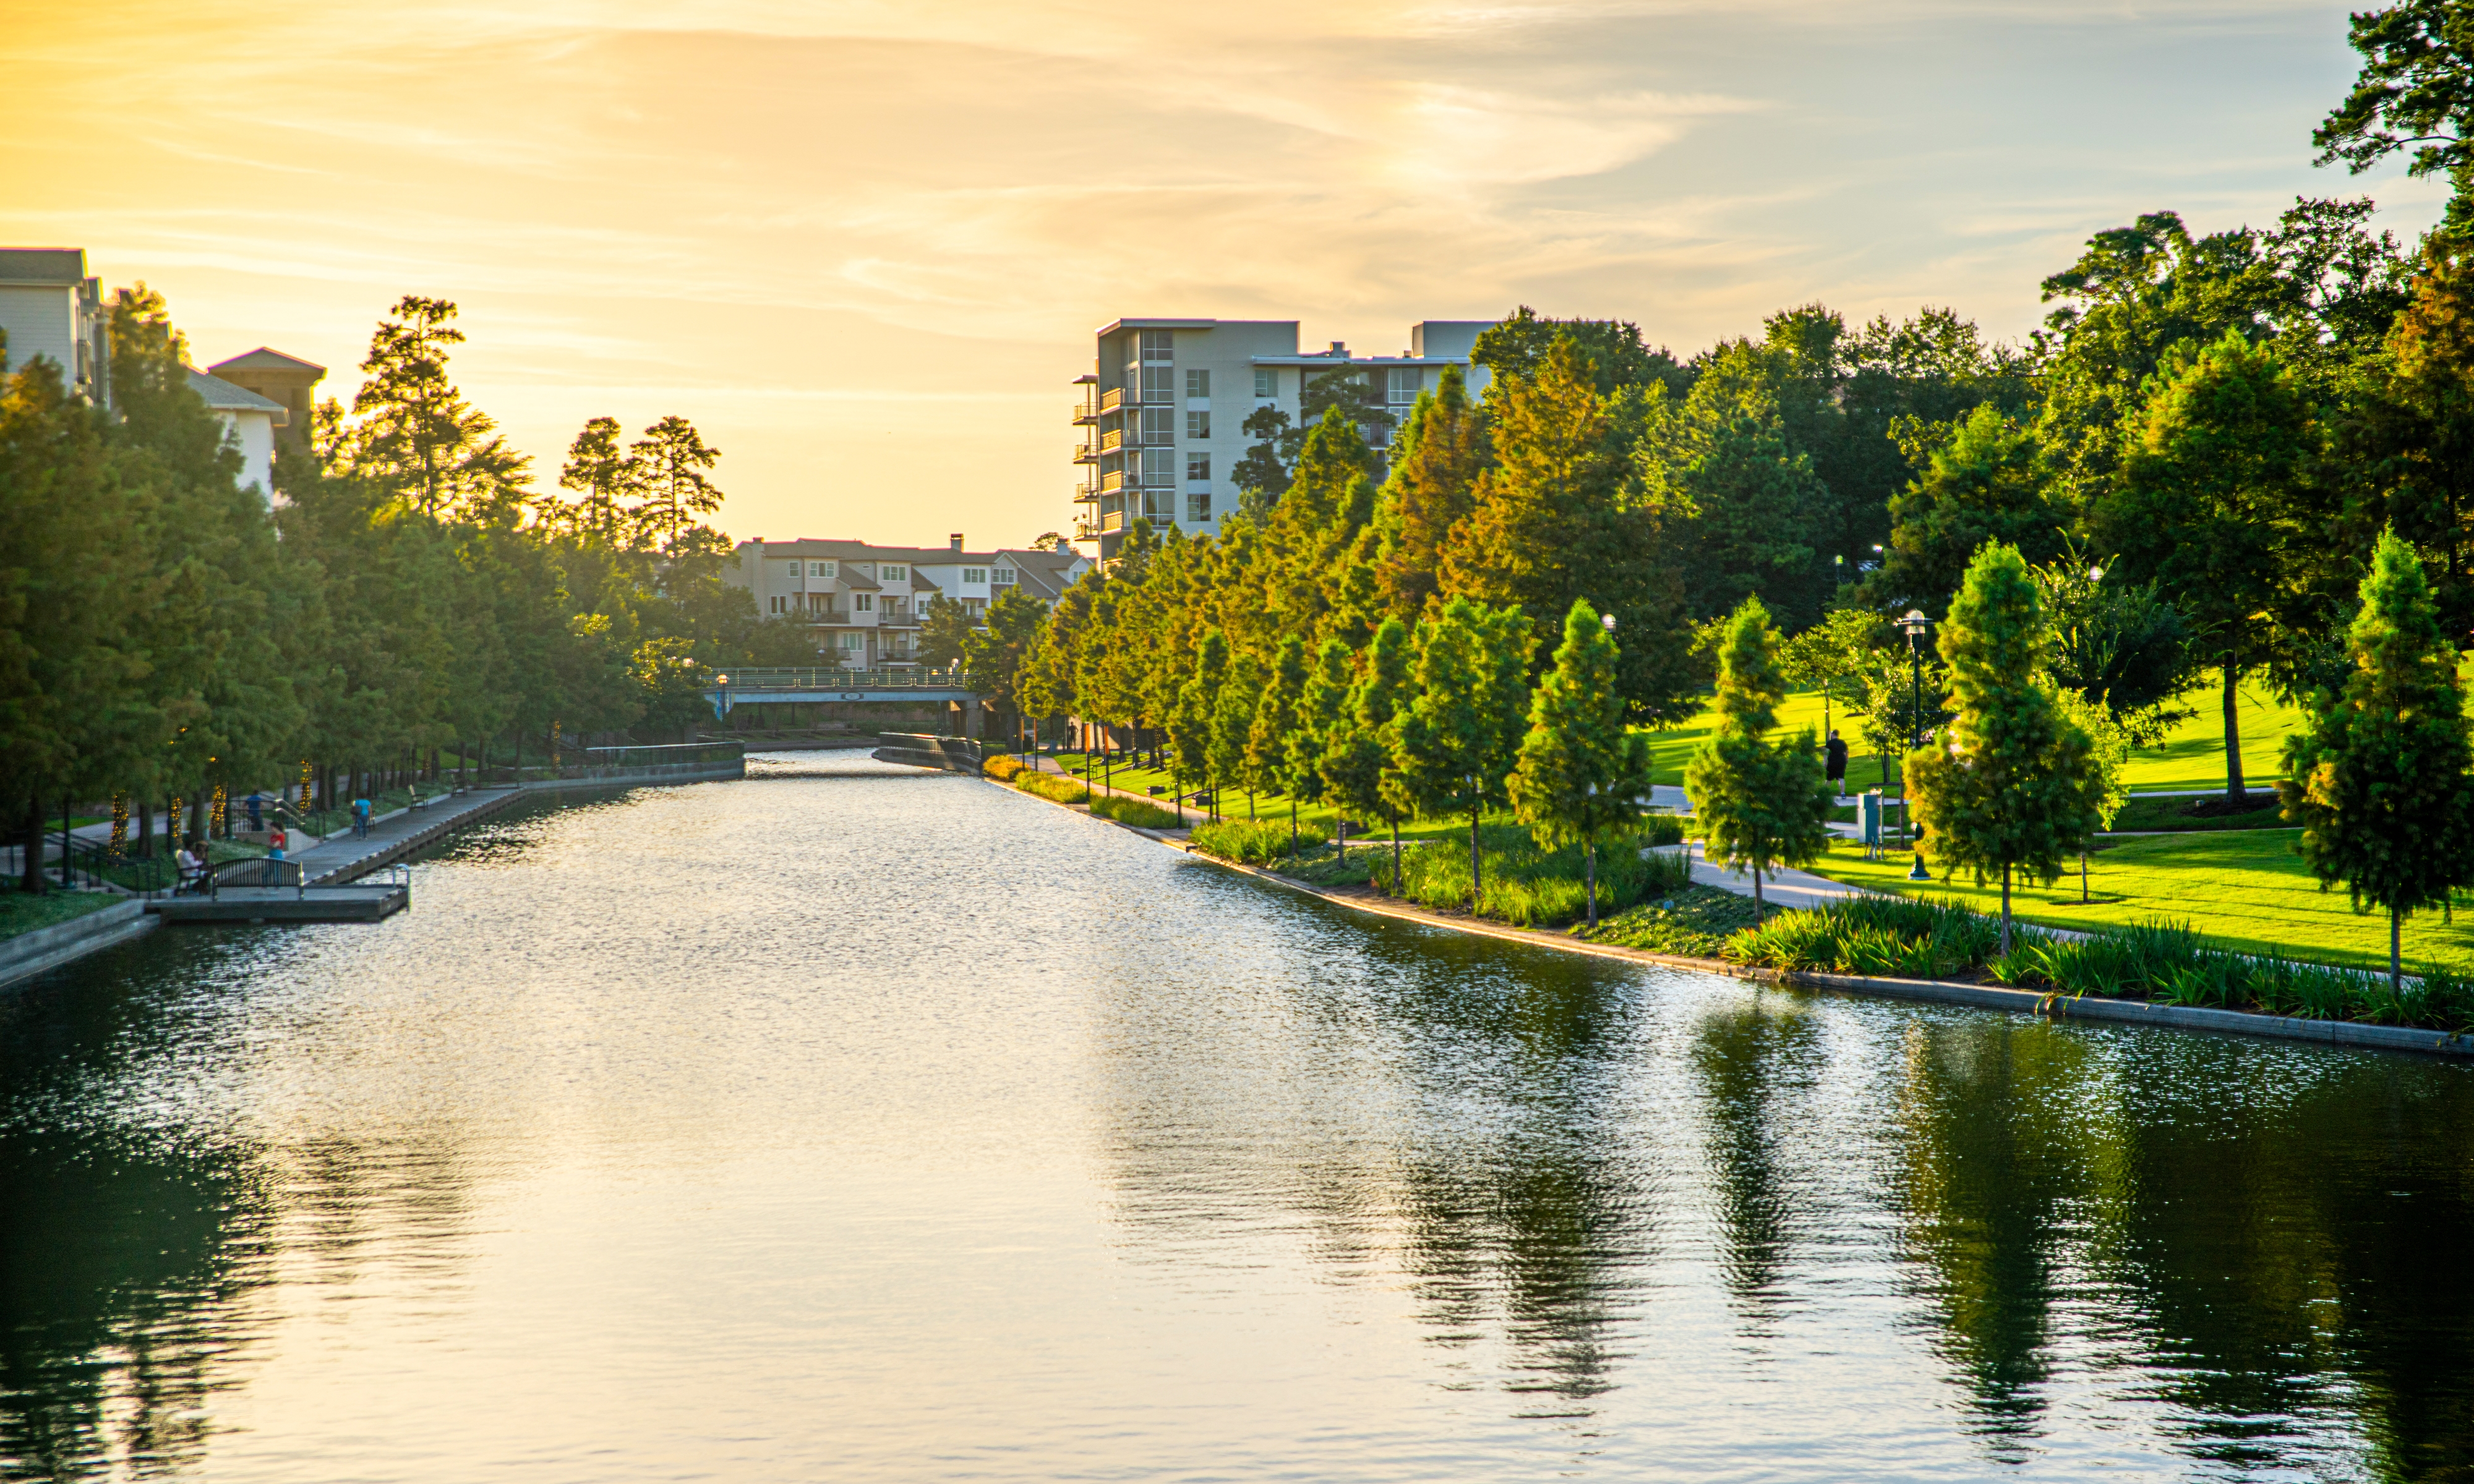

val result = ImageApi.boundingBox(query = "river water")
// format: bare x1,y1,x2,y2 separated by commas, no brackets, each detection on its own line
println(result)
4,752,2473,1482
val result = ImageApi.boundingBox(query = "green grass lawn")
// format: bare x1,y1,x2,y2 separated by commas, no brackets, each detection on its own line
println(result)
1800,830,2474,974
1640,677,2309,796
0,890,120,942
2107,791,2287,832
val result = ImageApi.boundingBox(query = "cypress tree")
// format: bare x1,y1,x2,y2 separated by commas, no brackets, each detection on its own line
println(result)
1285,636,1352,856
1212,650,1264,818
1683,597,1833,919
2280,529,2474,994
1393,596,1534,906
1509,599,1653,926
1906,542,2103,953
1248,634,1309,848
1168,628,1225,821
1322,616,1413,880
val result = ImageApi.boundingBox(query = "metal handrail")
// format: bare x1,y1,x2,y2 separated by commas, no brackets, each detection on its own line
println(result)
714,668,978,691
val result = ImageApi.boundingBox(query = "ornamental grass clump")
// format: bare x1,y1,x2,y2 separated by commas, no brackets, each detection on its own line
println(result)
1013,772,1090,805
1372,822,1690,927
1190,818,1328,866
1089,795,1182,829
981,755,1025,782
1724,894,2004,978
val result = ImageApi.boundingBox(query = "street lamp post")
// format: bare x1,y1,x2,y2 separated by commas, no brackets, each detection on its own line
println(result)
1900,610,1931,881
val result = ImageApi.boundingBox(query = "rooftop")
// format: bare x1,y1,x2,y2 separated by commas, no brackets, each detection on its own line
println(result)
0,249,90,285
187,369,289,420
209,346,327,377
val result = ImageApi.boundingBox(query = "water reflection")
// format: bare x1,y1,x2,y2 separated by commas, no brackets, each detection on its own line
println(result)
2,756,2472,1482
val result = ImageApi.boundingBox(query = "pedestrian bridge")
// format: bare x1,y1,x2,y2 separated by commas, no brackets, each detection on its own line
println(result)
704,667,980,717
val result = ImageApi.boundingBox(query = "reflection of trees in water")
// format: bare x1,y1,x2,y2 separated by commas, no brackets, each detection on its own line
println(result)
1686,1001,1824,1331
2088,1047,2474,1481
1094,899,1659,1410
1888,1023,2474,1479
0,1130,275,1481
0,942,484,1482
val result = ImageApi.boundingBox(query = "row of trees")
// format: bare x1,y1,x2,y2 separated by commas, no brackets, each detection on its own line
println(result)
2,289,816,884
980,2,2474,976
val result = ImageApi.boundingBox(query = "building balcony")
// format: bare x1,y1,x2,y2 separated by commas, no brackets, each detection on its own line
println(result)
1073,441,1097,464
1072,516,1101,540
1072,403,1097,425
1074,483,1098,503
1102,471,1128,493
1102,510,1125,533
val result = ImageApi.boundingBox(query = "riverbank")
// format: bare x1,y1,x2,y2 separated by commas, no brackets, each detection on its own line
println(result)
988,770,2474,1061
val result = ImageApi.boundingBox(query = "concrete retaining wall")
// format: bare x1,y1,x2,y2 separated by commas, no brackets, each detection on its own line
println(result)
0,899,159,991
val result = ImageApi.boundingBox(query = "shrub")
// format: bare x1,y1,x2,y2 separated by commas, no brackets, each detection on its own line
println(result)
1637,812,1688,847
1582,886,1759,956
1013,772,1090,805
1191,817,1329,866
982,755,1025,782
1091,795,1183,829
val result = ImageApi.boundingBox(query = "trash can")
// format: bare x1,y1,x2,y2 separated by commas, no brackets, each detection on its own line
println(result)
1859,790,1883,858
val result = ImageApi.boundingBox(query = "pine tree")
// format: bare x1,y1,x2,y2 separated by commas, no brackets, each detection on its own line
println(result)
2280,529,2474,993
1393,596,1535,905
631,415,724,552
344,296,531,520
1322,616,1412,879
1905,542,2104,953
1372,365,1486,624
555,416,645,547
1509,599,1653,926
1683,597,1834,919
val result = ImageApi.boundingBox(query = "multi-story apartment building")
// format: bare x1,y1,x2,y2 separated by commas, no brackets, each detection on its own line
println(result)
727,536,1090,667
1072,318,1496,560
0,249,110,406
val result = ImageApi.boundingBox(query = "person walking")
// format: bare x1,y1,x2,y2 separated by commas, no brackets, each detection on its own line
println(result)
353,796,372,838
1825,730,1849,799
268,827,287,862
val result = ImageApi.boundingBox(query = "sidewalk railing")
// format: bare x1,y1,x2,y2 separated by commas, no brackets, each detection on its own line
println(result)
713,668,978,691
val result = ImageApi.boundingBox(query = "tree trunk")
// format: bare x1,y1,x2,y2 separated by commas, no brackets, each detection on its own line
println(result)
2080,848,2089,904
1586,838,1599,928
1469,793,1482,910
2222,657,2245,804
20,793,43,895
1391,817,1403,895
138,794,154,859
1289,798,1297,860
1752,861,1764,919
2000,862,2013,958
2392,906,2403,999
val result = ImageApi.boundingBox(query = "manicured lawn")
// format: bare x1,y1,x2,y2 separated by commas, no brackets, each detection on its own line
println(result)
0,890,120,942
1639,677,2308,796
1800,830,2474,973
1047,753,1482,846
2106,791,2287,832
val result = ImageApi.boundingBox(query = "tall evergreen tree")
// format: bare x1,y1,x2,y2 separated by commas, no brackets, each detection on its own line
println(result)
1213,651,1265,817
1168,626,1226,817
1443,334,1697,722
1392,597,1534,905
1508,599,1653,926
1905,543,2104,953
344,296,531,520
631,415,723,551
1289,636,1353,855
1248,634,1310,851
2279,529,2474,993
1372,365,1487,624
554,416,644,546
1683,597,1833,919
1322,616,1413,879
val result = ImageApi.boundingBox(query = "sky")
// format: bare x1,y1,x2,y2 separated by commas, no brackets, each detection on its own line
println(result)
2,0,2444,551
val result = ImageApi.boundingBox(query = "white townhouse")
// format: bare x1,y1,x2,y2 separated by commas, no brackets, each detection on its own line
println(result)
185,369,287,498
1071,317,1497,561
0,249,110,406
727,535,1090,668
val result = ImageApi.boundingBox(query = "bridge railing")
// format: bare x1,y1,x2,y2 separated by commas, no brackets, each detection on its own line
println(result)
711,668,980,691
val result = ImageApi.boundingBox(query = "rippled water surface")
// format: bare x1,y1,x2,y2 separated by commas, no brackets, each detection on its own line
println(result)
6,753,2474,1482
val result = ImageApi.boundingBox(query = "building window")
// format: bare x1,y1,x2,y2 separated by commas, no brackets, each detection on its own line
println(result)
1186,453,1210,482
962,567,987,584
1185,369,1210,398
1386,368,1422,405
992,566,1015,586
1188,491,1213,522
1141,365,1175,400
1141,407,1174,441
839,632,862,651
965,597,987,617
1138,329,1173,360
812,560,836,577
1254,368,1277,398
881,565,905,582
855,593,873,612
769,595,785,613
1186,410,1210,440
1141,448,1175,483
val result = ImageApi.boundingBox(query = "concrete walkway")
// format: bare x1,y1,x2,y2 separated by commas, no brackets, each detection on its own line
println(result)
288,789,523,884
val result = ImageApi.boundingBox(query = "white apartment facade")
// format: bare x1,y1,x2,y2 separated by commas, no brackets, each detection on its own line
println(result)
1072,318,1496,560
186,369,287,498
727,536,1090,668
0,249,109,406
